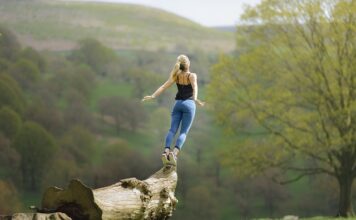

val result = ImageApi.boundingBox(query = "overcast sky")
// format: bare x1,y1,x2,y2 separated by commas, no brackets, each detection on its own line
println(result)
74,0,262,26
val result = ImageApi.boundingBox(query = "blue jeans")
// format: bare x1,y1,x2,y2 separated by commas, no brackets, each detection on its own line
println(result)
165,99,196,150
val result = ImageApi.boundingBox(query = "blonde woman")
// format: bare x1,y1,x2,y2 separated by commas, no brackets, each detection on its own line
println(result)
142,54,205,166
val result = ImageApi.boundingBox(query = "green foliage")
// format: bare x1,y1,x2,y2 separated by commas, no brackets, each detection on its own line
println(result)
20,47,47,72
0,25,20,61
13,121,57,191
0,180,22,213
9,58,40,90
0,58,11,73
25,99,64,135
209,0,356,177
60,126,95,166
98,96,148,132
68,38,117,76
0,74,25,114
208,0,356,216
94,142,152,186
182,185,219,220
128,68,163,98
0,134,21,182
0,106,22,140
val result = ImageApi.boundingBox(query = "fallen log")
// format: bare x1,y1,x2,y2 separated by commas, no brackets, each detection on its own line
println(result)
41,166,178,220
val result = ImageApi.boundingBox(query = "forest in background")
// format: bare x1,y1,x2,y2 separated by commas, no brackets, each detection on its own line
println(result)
1,0,356,219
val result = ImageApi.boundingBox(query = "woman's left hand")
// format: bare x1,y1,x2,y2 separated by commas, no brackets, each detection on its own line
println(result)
195,99,205,107
142,95,155,102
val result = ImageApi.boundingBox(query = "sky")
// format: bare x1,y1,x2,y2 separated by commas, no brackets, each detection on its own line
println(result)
74,0,262,26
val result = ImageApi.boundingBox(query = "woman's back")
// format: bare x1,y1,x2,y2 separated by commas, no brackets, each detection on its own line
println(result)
175,72,193,100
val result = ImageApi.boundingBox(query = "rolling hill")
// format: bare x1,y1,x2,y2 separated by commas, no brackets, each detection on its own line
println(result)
0,0,234,52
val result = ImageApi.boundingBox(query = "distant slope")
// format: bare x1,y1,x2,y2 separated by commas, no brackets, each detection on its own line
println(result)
0,0,234,52
213,26,236,33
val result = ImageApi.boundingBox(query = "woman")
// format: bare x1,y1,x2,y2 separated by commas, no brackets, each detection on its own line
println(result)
142,54,205,166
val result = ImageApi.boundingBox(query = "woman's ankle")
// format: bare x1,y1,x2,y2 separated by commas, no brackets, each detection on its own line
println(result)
164,148,170,155
173,147,180,156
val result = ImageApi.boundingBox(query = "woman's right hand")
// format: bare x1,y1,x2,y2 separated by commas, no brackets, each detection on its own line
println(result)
141,95,155,102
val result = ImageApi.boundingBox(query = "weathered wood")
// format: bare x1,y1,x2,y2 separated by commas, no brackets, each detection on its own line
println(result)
0,212,71,220
41,166,178,220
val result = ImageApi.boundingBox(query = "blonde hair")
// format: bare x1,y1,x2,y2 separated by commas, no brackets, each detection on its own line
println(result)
170,54,190,81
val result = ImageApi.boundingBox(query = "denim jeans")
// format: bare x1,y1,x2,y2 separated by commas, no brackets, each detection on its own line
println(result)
165,99,196,150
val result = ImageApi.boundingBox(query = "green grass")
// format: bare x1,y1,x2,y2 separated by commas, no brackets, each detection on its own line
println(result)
20,191,41,210
0,0,233,52
257,218,356,220
305,218,356,220
90,80,133,110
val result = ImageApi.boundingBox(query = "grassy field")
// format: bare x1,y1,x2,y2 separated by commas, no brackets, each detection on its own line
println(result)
0,0,234,52
257,218,356,220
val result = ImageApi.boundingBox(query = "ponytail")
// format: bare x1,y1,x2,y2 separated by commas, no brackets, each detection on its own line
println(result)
170,62,181,81
171,54,190,81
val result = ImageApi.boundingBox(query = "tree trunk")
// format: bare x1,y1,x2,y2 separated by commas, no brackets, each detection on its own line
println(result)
41,166,178,220
337,174,354,217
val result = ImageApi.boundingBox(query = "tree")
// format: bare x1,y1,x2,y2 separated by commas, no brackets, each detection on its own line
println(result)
0,25,21,61
25,99,64,135
68,38,117,76
0,180,22,214
63,89,93,129
181,185,218,220
94,143,152,187
20,47,47,72
98,96,147,132
0,134,21,183
208,0,356,217
59,126,95,166
128,68,162,98
9,58,40,90
0,74,25,114
13,121,57,191
0,106,21,140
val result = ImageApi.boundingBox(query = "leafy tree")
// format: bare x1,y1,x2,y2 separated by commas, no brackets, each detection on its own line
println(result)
9,58,40,90
0,58,11,73
0,73,25,101
0,74,25,114
0,25,21,61
208,0,356,216
0,134,21,183
94,142,151,187
20,47,47,72
59,126,95,166
128,68,162,98
68,38,117,76
41,155,82,190
181,185,218,220
0,106,22,140
63,89,93,129
67,64,96,100
98,96,147,132
0,180,22,213
13,121,57,191
25,99,64,135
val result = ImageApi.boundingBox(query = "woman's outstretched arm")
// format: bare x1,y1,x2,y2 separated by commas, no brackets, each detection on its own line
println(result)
189,73,205,106
142,77,175,101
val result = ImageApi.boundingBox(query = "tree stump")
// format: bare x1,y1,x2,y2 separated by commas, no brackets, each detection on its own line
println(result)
41,166,178,220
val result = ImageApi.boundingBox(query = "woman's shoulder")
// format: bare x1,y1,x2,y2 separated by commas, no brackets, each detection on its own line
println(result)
188,72,197,78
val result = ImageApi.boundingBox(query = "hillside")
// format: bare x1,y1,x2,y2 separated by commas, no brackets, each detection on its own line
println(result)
0,0,234,52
